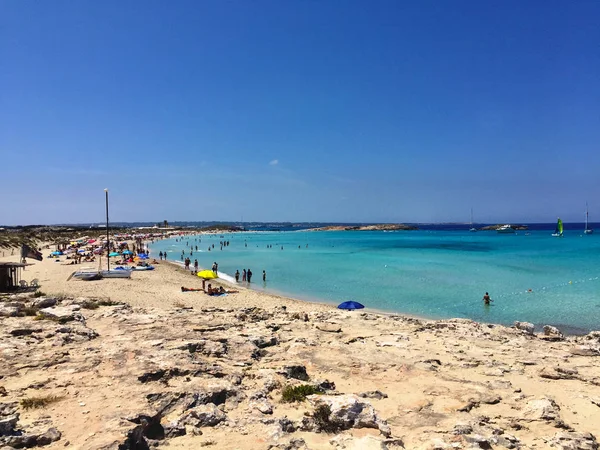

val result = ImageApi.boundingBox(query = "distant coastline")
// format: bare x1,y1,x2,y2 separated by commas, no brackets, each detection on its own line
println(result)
307,223,418,232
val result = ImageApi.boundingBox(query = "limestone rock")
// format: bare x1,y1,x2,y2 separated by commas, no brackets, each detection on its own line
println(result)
0,415,18,436
539,367,578,380
38,305,83,323
36,427,61,445
316,323,342,333
522,397,561,421
278,365,309,381
178,403,226,428
307,394,391,437
542,325,564,340
358,390,388,400
330,434,389,449
547,431,599,449
514,321,535,335
570,346,600,357
30,297,58,309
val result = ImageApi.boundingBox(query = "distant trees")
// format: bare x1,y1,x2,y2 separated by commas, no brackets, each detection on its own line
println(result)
163,220,169,228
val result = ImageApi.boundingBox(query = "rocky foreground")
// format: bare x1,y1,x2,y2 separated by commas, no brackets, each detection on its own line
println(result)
1,294,599,450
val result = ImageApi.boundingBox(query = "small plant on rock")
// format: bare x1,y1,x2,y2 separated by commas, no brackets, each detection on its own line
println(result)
20,395,63,410
313,404,343,433
281,384,319,403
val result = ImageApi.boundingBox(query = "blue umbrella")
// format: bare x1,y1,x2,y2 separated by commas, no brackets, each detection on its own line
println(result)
108,252,121,257
122,250,133,255
50,251,62,256
337,301,365,310
138,253,148,259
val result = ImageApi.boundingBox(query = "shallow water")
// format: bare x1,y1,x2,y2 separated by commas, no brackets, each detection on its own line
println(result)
150,230,600,333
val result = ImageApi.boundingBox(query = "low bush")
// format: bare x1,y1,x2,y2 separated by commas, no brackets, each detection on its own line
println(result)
281,384,319,403
20,395,63,409
313,404,343,433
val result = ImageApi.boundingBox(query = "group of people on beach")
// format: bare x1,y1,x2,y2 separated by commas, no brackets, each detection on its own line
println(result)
158,251,167,260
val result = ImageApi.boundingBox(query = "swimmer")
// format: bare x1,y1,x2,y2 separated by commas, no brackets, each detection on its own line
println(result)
482,292,493,305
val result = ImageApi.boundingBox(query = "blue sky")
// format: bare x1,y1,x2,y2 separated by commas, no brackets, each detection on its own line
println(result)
2,0,599,225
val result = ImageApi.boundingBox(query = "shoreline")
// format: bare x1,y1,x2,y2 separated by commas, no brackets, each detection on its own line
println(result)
150,241,592,336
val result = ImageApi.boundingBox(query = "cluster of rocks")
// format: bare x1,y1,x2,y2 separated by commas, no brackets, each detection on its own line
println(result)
1,291,599,449
0,402,61,448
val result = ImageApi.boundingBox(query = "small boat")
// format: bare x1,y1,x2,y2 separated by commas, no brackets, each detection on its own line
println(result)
81,273,103,281
469,208,477,232
497,225,515,234
72,267,101,279
552,217,564,237
585,202,594,235
100,269,132,278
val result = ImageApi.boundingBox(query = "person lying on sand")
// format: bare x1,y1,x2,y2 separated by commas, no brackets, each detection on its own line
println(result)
205,284,239,295
181,286,203,292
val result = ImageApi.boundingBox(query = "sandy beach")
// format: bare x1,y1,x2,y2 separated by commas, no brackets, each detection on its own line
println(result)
1,251,600,449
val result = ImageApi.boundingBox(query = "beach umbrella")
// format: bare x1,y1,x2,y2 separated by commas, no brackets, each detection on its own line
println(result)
197,270,218,280
122,250,133,255
50,251,62,256
108,252,120,257
88,239,96,244
337,301,365,310
138,253,148,258
77,249,86,254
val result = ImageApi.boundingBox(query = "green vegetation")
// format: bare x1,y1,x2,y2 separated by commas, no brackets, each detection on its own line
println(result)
20,395,63,410
33,314,72,324
33,291,47,298
313,404,343,433
20,307,38,317
80,301,99,310
96,299,121,306
281,384,320,403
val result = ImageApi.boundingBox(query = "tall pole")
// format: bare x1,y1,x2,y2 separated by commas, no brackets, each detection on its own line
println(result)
105,189,109,271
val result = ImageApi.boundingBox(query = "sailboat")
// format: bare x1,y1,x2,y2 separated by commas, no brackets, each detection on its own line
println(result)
469,208,477,232
585,202,594,234
552,217,564,237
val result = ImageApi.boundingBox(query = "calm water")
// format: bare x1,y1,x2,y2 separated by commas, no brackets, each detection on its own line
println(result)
150,230,600,333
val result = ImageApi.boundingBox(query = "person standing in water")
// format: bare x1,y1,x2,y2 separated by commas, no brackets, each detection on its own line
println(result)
235,270,240,282
242,269,247,281
262,270,266,282
483,292,493,305
247,269,252,282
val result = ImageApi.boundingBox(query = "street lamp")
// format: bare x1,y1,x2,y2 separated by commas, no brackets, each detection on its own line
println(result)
104,189,110,271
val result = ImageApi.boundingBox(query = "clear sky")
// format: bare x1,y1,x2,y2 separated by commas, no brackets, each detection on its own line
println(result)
2,0,599,225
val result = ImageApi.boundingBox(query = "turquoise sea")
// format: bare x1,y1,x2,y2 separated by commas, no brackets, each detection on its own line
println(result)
149,230,600,334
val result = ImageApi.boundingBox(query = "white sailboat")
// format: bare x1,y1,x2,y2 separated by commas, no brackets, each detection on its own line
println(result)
469,208,477,232
585,202,594,235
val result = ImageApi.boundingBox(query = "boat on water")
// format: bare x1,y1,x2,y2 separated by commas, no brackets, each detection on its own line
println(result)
552,217,564,237
469,208,477,232
497,225,515,234
585,202,594,235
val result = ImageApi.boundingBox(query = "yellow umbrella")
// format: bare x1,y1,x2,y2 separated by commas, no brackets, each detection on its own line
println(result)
197,270,218,279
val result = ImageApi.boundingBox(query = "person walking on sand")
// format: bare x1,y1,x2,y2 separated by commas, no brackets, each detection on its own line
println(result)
235,270,240,282
163,252,167,260
262,270,266,282
247,269,252,283
194,259,198,272
242,269,247,282
159,251,163,260
483,292,493,305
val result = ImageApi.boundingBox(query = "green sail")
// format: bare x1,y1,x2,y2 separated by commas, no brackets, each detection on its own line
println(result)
558,218,563,234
